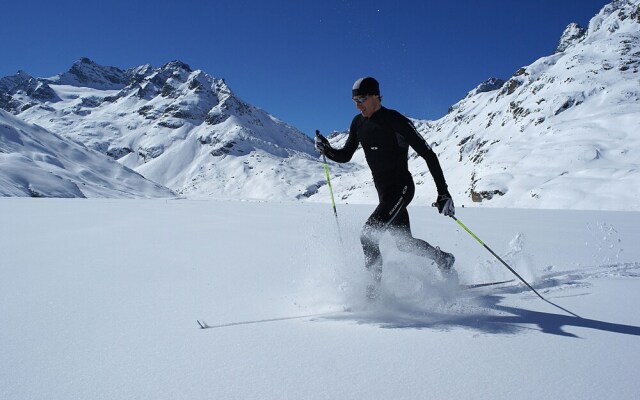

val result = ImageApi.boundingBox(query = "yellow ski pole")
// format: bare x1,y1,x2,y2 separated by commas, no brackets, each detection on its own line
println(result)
317,130,343,245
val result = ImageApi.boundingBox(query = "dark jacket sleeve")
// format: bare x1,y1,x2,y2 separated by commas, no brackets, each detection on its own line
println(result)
392,113,449,195
324,116,360,163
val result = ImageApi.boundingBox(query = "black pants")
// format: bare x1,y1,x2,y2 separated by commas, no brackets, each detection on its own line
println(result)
360,179,439,280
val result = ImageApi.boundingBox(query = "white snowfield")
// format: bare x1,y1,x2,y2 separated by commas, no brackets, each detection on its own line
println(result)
1,199,639,400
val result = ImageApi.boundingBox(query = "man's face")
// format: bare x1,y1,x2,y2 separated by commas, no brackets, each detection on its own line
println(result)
353,95,380,118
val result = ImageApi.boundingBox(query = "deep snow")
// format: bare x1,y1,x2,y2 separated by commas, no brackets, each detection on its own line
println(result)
1,198,639,399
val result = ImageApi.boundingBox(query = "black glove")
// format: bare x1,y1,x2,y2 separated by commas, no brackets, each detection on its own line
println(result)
314,130,331,155
435,193,455,217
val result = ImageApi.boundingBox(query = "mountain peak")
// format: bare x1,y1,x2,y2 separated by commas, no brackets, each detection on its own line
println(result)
465,77,506,98
586,0,640,38
555,22,586,53
161,60,193,73
0,70,32,92
50,57,129,90
0,70,58,112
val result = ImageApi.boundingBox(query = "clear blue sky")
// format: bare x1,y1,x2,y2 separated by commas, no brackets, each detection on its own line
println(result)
1,0,610,136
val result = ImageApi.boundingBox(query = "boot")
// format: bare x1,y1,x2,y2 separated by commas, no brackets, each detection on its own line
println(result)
434,247,455,272
365,258,382,301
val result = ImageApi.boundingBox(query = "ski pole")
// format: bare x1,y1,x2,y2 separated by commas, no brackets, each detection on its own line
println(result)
316,130,338,218
322,153,338,219
316,130,343,244
451,216,543,299
450,215,580,317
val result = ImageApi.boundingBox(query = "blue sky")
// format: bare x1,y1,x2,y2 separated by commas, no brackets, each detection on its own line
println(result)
2,0,610,136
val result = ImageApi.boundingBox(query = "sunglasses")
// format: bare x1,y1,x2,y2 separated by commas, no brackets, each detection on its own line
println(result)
352,95,368,104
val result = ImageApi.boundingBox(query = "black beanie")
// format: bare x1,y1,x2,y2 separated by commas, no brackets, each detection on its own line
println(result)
352,77,380,97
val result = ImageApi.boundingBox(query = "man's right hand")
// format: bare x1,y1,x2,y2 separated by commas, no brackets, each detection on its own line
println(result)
435,193,455,217
314,130,331,155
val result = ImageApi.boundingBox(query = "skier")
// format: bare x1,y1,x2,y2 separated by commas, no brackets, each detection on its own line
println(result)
315,77,456,298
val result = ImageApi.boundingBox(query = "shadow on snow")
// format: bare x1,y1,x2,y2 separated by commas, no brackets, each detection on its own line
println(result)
321,293,640,339
199,262,640,338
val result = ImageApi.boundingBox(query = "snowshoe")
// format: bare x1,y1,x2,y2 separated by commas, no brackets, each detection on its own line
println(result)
365,283,381,302
434,247,456,273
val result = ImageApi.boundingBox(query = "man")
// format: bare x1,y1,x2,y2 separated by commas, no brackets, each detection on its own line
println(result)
315,77,455,298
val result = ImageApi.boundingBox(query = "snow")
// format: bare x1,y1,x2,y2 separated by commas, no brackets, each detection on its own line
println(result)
2,198,639,399
0,110,175,198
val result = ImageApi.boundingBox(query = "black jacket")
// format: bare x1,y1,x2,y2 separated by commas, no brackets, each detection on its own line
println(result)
325,107,449,195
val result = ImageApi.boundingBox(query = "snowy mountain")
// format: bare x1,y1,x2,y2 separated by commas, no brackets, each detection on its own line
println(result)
308,0,640,211
0,109,174,198
48,56,130,90
0,58,352,199
1,0,639,209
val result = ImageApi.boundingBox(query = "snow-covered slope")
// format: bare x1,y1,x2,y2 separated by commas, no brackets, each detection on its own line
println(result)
0,109,174,198
309,0,640,211
2,198,639,399
1,58,351,199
